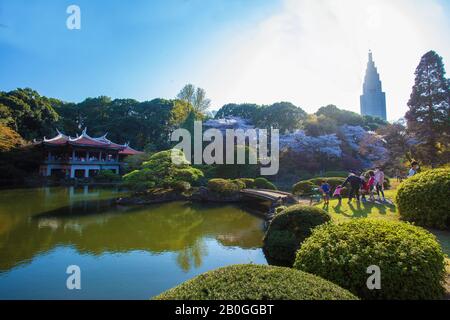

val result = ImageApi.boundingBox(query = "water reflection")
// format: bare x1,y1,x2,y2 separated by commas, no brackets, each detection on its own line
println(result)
0,188,265,274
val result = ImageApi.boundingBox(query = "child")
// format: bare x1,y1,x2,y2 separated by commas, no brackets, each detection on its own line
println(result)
333,185,343,204
360,174,368,201
320,181,331,205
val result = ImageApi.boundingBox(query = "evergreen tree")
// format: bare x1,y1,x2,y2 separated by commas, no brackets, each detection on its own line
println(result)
406,51,450,166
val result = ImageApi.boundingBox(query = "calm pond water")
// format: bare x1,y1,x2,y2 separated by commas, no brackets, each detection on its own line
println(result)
0,186,267,299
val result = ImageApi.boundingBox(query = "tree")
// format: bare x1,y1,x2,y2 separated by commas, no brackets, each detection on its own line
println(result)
406,51,450,166
177,84,211,113
376,121,414,175
256,102,307,133
303,114,337,137
0,88,59,140
0,124,25,152
123,149,204,190
316,104,363,127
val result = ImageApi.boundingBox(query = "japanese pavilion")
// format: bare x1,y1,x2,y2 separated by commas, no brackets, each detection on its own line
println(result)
36,128,143,178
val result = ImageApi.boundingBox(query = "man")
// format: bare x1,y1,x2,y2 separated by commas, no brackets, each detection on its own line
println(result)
408,161,419,178
374,167,385,202
342,171,362,203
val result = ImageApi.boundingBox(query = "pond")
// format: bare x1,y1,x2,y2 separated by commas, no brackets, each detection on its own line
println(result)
0,186,267,299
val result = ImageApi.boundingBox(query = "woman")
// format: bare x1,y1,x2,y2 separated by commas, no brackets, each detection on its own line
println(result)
374,167,385,202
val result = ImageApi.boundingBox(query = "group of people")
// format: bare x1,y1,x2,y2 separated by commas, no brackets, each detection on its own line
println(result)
316,162,421,205
319,167,387,205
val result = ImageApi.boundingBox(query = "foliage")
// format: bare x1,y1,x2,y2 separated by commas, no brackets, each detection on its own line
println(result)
376,121,415,176
396,168,450,229
280,130,342,159
177,84,211,113
123,149,203,191
235,178,256,189
292,180,316,196
94,170,122,182
293,177,345,196
263,205,330,266
170,180,192,192
207,178,243,195
294,219,446,300
254,177,277,190
0,124,25,152
303,114,338,137
122,152,153,173
154,264,357,300
0,88,59,140
405,51,450,167
215,102,307,132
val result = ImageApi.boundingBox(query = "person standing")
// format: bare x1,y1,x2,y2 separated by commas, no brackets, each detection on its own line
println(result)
333,185,343,205
320,181,331,205
374,167,385,201
367,171,376,201
408,161,419,178
342,172,362,203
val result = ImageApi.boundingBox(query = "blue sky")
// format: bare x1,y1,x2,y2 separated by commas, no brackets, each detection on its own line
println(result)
0,0,279,101
0,0,449,120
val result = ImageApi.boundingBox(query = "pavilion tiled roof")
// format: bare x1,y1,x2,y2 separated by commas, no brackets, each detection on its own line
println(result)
40,128,142,153
119,146,144,156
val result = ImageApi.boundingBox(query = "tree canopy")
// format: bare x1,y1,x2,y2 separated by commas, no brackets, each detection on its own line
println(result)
406,50,450,166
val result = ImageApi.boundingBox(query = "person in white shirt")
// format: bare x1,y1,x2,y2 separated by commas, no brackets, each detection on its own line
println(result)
374,167,385,201
408,161,419,178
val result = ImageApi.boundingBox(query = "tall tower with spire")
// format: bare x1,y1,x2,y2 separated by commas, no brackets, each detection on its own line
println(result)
360,50,387,120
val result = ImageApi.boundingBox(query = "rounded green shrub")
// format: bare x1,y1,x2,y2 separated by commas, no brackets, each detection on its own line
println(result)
292,181,316,195
294,219,446,300
237,178,255,189
207,178,242,195
396,168,450,229
254,177,277,190
154,264,358,300
293,177,346,196
263,205,330,266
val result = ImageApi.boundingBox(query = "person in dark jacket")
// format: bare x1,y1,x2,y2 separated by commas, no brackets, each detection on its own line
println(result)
342,172,362,203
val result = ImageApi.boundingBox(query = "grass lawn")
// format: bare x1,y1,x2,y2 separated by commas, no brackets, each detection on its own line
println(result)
312,181,450,257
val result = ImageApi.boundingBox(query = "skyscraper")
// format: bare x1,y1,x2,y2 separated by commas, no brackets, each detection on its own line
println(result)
360,51,387,120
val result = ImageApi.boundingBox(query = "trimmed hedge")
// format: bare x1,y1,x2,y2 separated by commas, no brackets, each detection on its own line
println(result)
207,178,243,195
263,205,330,266
254,177,277,190
154,264,358,300
396,168,450,229
293,177,345,196
236,178,256,189
294,219,446,300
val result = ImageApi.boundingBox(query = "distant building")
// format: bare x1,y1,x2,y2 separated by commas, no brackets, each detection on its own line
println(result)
360,51,387,120
35,128,143,178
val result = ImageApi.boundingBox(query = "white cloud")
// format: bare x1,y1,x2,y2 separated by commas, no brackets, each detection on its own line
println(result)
199,0,450,121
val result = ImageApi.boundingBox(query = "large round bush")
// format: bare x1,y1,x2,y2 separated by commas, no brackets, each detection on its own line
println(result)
396,168,450,229
154,264,357,300
207,178,242,195
263,205,330,266
293,177,346,196
294,219,446,300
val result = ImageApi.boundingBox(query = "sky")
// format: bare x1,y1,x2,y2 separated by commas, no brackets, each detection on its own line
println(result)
0,0,449,121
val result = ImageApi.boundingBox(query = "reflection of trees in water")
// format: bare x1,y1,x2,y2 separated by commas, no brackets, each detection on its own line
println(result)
176,240,208,272
0,198,264,272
